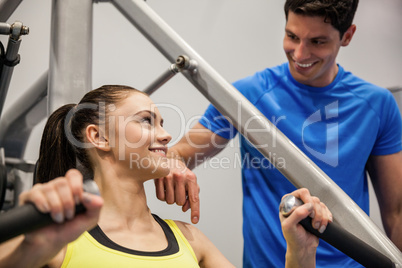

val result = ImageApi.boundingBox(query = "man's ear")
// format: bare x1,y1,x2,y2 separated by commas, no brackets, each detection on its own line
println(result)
341,24,356,47
86,124,110,151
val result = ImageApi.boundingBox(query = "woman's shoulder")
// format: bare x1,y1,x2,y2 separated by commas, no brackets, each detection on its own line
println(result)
171,220,235,268
46,245,68,268
170,220,203,242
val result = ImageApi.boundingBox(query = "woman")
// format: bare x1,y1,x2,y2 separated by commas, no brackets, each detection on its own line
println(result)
0,85,331,267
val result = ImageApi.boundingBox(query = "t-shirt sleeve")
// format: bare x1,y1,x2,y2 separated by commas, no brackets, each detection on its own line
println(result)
199,67,273,140
371,91,402,155
199,103,238,140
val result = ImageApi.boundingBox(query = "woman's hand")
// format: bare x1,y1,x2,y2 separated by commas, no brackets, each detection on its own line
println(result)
279,188,332,268
0,169,104,267
19,169,103,245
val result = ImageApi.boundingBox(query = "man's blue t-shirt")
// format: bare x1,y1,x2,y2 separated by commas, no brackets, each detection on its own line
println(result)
199,63,402,268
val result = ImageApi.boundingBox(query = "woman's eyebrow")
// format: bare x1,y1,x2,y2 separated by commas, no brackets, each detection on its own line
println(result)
134,110,164,124
134,110,155,118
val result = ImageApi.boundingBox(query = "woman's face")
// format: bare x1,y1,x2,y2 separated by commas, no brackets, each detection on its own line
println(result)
107,92,172,180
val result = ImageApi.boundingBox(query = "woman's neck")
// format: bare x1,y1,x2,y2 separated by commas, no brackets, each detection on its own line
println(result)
93,165,155,231
88,165,169,253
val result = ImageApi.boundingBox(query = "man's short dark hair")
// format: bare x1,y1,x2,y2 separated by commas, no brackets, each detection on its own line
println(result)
284,0,359,38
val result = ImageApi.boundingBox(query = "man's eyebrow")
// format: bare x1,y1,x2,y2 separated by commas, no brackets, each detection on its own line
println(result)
311,35,328,40
285,29,328,40
285,29,295,35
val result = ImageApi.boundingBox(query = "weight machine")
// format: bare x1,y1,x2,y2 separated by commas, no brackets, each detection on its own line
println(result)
0,0,401,266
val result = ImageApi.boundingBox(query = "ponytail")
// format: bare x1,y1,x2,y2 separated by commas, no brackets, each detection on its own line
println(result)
36,104,77,183
35,85,145,183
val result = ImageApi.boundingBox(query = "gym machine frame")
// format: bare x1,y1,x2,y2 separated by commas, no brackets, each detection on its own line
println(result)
0,0,401,265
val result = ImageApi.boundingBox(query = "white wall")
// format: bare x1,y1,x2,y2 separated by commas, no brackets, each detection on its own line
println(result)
1,1,401,267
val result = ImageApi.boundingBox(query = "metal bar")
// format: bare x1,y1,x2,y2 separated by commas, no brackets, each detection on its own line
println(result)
0,35,23,119
0,38,21,117
388,86,402,93
5,158,35,173
48,0,93,113
389,88,402,139
0,72,48,159
389,87,402,112
111,0,402,264
143,64,179,95
0,0,23,22
11,169,33,211
0,21,29,118
0,22,10,34
143,55,197,95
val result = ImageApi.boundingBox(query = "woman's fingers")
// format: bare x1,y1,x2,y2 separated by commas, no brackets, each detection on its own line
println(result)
18,169,86,223
19,184,49,213
65,169,84,205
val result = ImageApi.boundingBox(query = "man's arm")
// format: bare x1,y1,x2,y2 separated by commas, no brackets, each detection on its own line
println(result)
366,151,402,250
170,122,229,169
155,123,229,224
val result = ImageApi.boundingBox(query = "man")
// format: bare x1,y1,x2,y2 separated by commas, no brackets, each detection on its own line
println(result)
155,0,402,267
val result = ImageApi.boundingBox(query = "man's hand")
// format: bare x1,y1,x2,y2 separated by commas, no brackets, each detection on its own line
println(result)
155,158,200,224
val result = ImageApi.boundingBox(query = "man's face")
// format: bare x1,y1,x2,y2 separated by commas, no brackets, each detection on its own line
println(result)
283,11,351,87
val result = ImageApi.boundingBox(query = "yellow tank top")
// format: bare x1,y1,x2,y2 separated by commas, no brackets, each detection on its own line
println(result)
61,215,199,268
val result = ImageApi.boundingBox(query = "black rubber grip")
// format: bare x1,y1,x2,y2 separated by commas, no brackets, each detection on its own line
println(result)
299,217,396,268
0,203,86,244
0,180,99,244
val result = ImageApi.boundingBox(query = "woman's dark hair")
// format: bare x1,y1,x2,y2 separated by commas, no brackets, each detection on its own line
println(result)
36,85,145,183
284,0,359,39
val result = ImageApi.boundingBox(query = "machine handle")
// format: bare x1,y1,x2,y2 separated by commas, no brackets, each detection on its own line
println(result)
279,195,396,268
0,180,99,244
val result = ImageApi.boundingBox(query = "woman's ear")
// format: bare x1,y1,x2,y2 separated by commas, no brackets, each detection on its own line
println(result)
86,124,110,151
